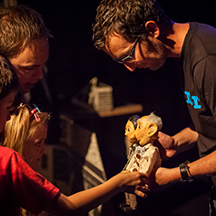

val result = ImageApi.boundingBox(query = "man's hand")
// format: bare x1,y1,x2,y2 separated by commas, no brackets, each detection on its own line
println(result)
148,166,181,191
153,167,173,185
155,128,198,159
154,131,177,159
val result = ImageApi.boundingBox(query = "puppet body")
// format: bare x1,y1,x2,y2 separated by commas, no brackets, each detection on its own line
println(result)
121,113,162,212
125,143,161,177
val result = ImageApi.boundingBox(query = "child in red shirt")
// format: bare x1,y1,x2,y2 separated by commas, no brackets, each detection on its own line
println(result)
0,55,147,215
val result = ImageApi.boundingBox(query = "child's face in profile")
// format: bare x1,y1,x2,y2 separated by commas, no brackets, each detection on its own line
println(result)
0,91,16,133
23,123,47,171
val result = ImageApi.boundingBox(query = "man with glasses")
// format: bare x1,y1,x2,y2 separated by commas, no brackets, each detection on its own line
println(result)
113,37,140,64
93,0,216,214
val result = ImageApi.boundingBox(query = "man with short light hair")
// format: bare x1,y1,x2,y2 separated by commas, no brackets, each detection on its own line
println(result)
0,5,51,94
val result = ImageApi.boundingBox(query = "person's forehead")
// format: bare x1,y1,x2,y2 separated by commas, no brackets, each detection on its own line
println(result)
26,38,49,56
35,123,48,133
104,33,131,58
11,38,49,64
29,123,47,140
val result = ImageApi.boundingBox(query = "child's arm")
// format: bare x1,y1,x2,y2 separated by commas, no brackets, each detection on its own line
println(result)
46,171,146,216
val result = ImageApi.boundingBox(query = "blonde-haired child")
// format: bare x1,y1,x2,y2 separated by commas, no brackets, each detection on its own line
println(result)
3,104,49,171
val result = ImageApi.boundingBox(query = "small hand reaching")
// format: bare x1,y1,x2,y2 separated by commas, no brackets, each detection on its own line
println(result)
120,171,149,198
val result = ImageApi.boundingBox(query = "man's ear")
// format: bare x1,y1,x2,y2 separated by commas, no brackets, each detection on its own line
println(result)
147,123,158,137
145,21,160,38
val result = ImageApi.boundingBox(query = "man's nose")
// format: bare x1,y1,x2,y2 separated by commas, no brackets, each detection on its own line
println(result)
124,63,136,72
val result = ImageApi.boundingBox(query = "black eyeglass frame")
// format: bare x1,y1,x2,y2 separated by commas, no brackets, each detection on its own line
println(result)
113,37,140,64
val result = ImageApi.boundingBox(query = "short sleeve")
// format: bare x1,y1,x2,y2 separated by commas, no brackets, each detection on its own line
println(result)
194,55,216,119
10,152,60,214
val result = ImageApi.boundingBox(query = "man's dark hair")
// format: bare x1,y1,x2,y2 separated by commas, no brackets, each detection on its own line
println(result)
129,114,140,129
0,55,19,100
0,5,51,58
92,0,172,49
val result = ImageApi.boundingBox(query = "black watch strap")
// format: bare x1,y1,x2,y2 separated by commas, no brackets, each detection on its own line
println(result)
179,161,193,182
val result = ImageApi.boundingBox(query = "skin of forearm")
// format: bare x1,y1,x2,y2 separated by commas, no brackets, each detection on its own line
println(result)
157,150,216,186
66,174,123,214
48,172,142,216
49,178,122,216
172,127,198,149
188,151,216,177
156,129,216,186
155,167,182,185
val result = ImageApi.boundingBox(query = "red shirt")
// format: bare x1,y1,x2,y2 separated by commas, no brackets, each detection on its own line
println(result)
0,146,60,215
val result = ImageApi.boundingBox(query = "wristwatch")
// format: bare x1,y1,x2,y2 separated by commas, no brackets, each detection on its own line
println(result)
179,160,193,182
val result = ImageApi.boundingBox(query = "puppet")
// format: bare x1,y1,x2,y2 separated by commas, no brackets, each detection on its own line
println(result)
121,113,162,213
120,114,140,213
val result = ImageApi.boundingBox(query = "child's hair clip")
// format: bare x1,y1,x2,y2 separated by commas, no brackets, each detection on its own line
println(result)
30,108,41,122
33,103,41,113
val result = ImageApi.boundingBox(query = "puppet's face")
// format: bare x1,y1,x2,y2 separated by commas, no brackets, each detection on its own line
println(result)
125,120,137,144
136,116,158,146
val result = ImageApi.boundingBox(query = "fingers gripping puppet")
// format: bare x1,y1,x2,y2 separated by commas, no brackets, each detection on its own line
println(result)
121,113,162,213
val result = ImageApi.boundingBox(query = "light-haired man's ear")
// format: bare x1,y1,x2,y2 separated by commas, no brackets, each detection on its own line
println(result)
147,123,158,137
145,21,160,38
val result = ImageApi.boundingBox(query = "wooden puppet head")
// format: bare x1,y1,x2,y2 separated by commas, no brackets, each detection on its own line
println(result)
135,113,162,146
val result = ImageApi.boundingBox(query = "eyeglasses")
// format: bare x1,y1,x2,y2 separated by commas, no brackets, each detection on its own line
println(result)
113,37,139,64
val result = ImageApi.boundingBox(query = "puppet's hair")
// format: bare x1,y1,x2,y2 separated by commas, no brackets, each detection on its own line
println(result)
140,113,163,130
128,114,140,129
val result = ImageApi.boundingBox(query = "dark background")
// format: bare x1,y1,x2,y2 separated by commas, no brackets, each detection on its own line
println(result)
15,1,216,215
16,0,216,135
16,0,216,95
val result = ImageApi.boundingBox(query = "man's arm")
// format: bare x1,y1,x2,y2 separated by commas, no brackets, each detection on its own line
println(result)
172,127,198,148
154,149,216,185
46,171,146,216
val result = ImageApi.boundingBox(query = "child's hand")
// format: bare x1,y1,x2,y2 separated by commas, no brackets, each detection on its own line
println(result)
118,171,149,197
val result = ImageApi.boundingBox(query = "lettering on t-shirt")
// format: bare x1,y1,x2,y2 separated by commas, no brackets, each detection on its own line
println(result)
184,91,201,109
